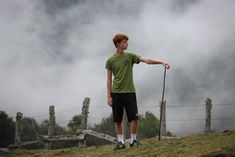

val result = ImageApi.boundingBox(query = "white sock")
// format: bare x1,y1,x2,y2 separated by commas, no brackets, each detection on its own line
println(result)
117,134,124,144
131,134,137,143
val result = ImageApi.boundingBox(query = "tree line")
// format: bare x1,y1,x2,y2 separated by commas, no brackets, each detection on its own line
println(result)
0,110,172,148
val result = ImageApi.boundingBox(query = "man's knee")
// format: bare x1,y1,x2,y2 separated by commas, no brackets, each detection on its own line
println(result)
131,119,138,123
115,122,122,126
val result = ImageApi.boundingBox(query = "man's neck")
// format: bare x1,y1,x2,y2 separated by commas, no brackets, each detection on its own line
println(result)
116,48,124,56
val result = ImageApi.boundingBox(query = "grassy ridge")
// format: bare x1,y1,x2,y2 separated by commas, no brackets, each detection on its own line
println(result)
1,131,235,157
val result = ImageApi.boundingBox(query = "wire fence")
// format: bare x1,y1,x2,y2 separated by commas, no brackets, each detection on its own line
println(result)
23,102,235,136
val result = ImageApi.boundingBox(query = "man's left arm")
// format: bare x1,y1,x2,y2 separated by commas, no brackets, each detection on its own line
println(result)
139,56,170,69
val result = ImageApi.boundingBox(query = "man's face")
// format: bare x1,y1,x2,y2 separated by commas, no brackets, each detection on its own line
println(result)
117,39,128,50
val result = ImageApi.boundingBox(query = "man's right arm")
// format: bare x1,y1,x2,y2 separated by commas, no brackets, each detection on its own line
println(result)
107,69,112,106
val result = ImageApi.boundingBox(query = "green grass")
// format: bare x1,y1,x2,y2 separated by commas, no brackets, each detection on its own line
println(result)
1,131,235,157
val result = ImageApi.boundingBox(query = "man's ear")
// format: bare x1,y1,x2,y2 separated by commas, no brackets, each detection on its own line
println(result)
116,42,120,48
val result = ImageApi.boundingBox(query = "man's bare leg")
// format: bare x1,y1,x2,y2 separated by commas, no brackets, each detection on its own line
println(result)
115,122,124,144
130,120,137,134
130,120,138,144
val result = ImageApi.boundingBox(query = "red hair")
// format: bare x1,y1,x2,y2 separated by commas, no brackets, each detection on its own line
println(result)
113,33,129,48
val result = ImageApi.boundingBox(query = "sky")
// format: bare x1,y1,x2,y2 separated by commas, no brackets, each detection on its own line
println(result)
0,0,235,136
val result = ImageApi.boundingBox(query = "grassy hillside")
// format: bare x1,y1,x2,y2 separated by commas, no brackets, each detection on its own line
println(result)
1,131,235,157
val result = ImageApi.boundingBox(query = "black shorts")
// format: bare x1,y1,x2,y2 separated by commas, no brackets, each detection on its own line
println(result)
111,93,139,123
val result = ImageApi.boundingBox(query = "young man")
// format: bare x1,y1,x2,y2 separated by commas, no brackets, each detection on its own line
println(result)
105,33,170,150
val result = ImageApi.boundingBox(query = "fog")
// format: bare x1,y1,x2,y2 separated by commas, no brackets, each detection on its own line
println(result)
0,0,235,135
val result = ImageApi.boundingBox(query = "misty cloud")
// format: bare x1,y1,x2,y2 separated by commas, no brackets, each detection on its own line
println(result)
0,0,234,135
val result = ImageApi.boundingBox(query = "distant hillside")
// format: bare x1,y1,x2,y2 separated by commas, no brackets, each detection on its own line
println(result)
1,131,235,157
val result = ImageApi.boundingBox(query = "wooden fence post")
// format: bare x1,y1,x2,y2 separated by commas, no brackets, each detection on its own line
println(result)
79,97,90,147
205,98,212,132
45,105,55,149
159,101,166,137
15,112,23,148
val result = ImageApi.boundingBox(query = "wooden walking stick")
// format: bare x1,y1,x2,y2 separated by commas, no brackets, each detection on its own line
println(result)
159,66,167,141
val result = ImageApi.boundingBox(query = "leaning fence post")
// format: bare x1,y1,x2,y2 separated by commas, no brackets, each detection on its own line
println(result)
205,98,212,132
45,105,55,149
79,97,90,147
159,101,166,137
15,112,23,148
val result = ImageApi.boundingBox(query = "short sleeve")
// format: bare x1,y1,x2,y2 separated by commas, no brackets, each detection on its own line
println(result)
105,59,112,70
129,52,140,64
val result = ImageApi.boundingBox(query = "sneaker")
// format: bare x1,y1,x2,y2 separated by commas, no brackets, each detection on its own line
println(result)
130,140,140,147
113,142,126,150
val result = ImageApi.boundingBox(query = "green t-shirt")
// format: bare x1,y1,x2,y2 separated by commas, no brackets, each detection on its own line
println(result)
105,52,140,93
